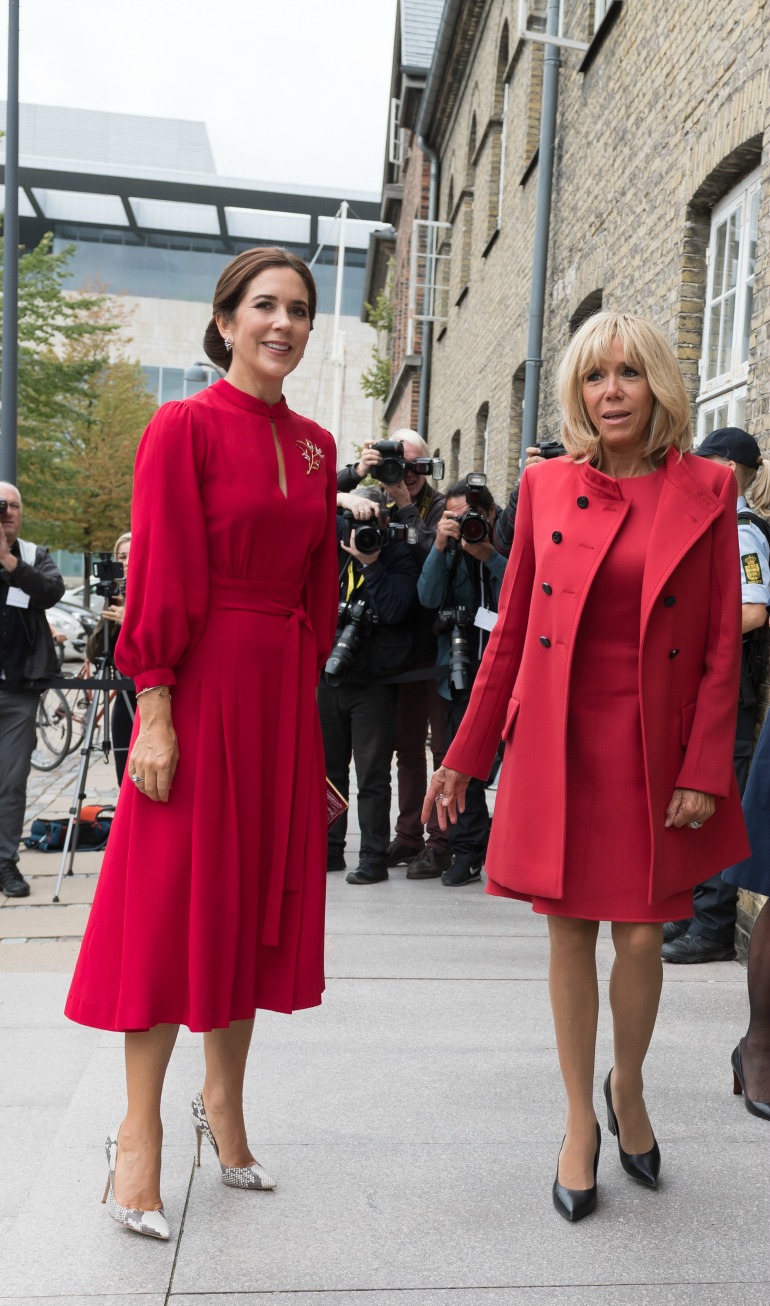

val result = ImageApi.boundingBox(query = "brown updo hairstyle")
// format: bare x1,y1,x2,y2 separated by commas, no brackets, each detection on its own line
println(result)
203,246,317,372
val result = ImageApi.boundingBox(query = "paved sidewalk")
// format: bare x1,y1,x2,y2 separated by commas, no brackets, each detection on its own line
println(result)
1,756,768,1303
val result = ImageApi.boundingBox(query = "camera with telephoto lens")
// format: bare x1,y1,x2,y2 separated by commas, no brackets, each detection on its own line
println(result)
446,470,490,556
341,508,417,555
0,499,8,518
325,596,379,685
535,439,567,460
371,440,445,487
92,551,125,601
433,604,474,694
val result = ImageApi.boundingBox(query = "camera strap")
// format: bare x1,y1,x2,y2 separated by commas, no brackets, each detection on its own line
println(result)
343,560,365,601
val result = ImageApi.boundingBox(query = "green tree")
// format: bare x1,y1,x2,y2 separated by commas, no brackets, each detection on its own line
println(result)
360,262,394,403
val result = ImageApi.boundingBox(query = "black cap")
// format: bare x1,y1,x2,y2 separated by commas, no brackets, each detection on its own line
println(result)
695,427,762,468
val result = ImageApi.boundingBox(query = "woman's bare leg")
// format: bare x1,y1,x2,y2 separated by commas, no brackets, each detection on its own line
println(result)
547,915,601,1189
608,921,662,1153
201,1018,256,1167
116,1023,180,1210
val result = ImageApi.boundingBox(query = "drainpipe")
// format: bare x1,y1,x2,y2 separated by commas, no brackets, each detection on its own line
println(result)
520,0,561,469
417,135,439,441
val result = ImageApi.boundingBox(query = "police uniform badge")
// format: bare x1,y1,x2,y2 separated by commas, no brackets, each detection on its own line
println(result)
742,552,763,585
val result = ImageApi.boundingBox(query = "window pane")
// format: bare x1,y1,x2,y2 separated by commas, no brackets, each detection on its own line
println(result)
741,191,759,363
159,368,184,404
719,289,736,375
707,301,721,379
726,207,742,291
733,393,746,429
712,220,727,296
141,366,160,402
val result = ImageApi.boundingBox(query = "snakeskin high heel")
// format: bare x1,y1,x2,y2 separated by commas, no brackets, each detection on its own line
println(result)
191,1091,277,1190
101,1129,170,1240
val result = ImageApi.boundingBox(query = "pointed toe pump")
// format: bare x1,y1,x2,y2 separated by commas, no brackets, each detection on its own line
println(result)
192,1091,278,1190
732,1041,770,1122
102,1130,170,1241
603,1070,660,1189
552,1121,601,1222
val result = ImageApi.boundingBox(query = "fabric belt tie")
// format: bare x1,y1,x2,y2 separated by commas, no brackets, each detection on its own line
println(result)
208,578,316,948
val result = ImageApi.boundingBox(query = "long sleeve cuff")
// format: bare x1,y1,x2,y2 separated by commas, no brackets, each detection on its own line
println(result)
132,667,177,693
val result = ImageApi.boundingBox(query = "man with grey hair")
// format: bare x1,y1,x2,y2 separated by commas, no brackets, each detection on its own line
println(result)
338,431,451,877
0,483,65,897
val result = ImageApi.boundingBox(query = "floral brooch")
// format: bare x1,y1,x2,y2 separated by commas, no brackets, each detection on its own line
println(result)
297,438,324,474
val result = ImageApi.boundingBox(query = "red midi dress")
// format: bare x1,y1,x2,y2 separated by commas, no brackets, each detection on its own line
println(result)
500,466,693,922
65,379,339,1032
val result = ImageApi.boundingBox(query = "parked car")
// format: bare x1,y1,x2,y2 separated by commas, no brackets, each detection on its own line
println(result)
48,599,98,661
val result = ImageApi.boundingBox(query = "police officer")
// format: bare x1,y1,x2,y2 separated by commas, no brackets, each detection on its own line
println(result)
663,428,770,963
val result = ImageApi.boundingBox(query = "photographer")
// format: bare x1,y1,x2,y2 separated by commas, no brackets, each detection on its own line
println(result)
418,476,507,885
0,482,65,897
319,485,420,885
338,430,451,875
85,532,135,784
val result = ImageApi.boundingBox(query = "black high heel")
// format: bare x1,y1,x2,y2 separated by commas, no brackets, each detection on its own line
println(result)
552,1121,601,1222
732,1041,770,1121
603,1070,660,1189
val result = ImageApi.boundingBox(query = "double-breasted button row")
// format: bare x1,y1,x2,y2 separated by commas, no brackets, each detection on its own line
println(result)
668,649,680,659
552,531,563,543
577,496,589,509
540,636,551,648
542,582,552,595
663,595,677,607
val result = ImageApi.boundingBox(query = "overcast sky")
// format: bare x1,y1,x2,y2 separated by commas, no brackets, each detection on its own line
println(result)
0,0,398,195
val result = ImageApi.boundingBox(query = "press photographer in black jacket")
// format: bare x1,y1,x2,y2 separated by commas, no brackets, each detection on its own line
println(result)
318,485,420,885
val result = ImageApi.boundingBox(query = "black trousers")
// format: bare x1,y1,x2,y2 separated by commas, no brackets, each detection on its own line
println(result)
687,735,753,942
318,679,398,871
445,686,495,866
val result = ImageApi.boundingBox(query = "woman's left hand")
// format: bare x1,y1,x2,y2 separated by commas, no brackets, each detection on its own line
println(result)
664,788,716,829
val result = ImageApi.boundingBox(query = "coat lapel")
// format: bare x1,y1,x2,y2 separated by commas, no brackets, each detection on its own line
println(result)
640,448,723,633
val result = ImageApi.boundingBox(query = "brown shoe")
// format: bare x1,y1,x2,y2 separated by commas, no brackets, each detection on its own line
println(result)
406,846,452,879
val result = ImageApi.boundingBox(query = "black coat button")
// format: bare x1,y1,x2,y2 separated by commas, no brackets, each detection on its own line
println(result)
540,636,551,647
668,649,680,659
664,595,676,607
542,582,552,595
577,496,589,509
552,531,562,543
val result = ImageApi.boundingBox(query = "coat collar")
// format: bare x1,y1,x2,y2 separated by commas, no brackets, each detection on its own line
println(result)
640,448,724,629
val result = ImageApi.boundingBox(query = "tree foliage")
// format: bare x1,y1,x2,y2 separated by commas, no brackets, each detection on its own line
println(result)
0,234,157,551
360,262,394,403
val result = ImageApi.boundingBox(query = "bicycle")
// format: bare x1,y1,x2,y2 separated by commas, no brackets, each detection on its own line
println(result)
31,687,74,771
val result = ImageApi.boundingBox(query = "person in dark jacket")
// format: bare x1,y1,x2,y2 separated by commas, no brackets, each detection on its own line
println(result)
318,485,420,884
338,431,451,877
0,482,65,896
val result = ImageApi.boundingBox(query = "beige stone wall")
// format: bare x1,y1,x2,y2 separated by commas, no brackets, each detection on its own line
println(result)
109,294,380,470
425,0,770,508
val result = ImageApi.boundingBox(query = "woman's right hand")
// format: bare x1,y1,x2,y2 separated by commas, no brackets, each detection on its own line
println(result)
127,692,178,803
422,765,471,830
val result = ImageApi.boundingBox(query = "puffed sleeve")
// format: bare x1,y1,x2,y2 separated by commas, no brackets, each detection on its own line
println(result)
301,430,340,673
115,401,209,692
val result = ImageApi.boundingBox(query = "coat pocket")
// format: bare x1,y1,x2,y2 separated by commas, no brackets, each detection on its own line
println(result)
681,701,697,747
502,696,521,742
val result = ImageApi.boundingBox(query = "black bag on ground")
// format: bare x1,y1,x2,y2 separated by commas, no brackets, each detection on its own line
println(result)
24,805,115,853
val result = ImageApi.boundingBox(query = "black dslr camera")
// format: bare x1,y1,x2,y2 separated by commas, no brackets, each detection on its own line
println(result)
434,604,474,693
0,499,8,518
371,440,445,487
92,551,125,601
535,439,567,460
447,470,489,556
341,508,417,555
325,596,378,685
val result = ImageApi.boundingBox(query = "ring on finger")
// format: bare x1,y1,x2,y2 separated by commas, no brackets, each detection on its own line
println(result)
689,820,703,829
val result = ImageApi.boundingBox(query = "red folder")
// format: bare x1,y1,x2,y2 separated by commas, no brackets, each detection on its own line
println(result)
326,777,348,830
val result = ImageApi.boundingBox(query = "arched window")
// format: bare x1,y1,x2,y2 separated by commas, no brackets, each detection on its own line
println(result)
508,364,526,486
569,290,603,335
460,115,477,289
450,430,462,481
475,401,490,472
524,42,544,171
488,23,509,239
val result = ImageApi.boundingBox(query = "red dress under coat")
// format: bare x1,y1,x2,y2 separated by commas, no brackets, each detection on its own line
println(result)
65,379,339,1032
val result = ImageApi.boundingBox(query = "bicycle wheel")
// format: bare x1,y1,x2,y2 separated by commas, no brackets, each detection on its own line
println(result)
31,688,73,771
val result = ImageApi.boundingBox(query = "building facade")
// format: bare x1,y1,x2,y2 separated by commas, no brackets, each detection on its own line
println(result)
1,102,387,470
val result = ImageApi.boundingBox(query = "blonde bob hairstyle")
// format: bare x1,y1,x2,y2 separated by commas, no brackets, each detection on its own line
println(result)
558,311,692,464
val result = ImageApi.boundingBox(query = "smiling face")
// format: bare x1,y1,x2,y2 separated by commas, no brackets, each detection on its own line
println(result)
581,336,655,457
217,267,312,402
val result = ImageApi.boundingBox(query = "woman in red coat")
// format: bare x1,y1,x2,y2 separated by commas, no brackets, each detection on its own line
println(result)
65,248,339,1239
424,312,749,1222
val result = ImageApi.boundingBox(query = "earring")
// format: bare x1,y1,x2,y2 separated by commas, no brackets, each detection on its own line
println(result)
224,336,233,352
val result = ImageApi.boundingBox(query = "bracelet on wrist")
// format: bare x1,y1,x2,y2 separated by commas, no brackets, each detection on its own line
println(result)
136,685,172,701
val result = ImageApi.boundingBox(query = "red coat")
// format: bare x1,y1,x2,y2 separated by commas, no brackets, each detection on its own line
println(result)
443,448,751,904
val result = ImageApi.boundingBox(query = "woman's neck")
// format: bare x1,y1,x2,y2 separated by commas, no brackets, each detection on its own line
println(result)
225,362,282,406
596,443,656,479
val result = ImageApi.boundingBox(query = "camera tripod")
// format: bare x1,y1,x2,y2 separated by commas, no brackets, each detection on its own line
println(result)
52,613,135,903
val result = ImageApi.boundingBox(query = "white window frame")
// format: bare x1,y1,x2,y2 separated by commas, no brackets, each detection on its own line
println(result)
517,0,589,51
496,81,509,229
696,168,761,440
388,98,405,172
407,219,452,353
593,0,612,31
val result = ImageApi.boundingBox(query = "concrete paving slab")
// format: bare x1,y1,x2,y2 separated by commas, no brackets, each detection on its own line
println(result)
0,938,82,971
0,972,73,1024
2,1299,166,1306
0,904,91,939
169,1290,770,1306
1,871,98,906
171,1137,769,1296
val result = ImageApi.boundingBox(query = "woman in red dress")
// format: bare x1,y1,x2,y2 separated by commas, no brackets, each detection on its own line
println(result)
424,312,750,1222
66,247,339,1240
